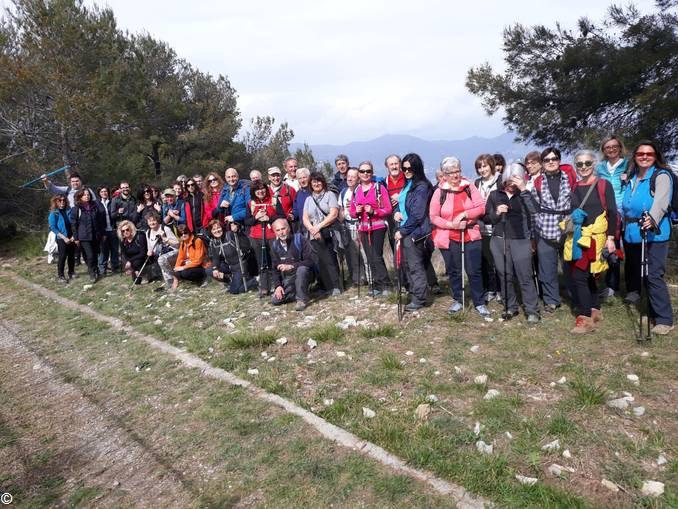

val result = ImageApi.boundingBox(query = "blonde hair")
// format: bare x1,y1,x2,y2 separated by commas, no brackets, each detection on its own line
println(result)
116,220,137,241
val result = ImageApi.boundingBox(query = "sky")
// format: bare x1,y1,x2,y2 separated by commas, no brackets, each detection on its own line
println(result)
2,0,659,145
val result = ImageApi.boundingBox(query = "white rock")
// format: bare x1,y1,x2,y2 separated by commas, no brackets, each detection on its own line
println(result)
418,358,426,364
336,351,346,358
548,463,574,476
562,449,572,459
83,284,93,291
474,422,482,436
426,394,439,403
557,376,567,385
153,319,162,325
307,339,317,349
549,382,557,387
362,407,376,419
633,406,646,416
276,337,288,345
600,479,619,492
542,439,560,452
474,374,488,385
622,391,634,400
261,311,270,316
607,398,630,410
434,370,441,376
475,440,493,455
515,474,538,486
657,453,667,466
165,302,171,308
208,347,214,353
627,374,640,385
470,344,480,353
405,351,414,356
247,368,259,375
454,366,462,374
641,480,664,497
640,351,650,357
267,356,276,363
414,404,431,420
260,351,269,358
484,389,500,400
323,398,334,406
505,431,514,440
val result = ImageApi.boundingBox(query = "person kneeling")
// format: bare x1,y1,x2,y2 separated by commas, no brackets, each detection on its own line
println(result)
206,219,257,294
172,224,208,290
270,218,314,311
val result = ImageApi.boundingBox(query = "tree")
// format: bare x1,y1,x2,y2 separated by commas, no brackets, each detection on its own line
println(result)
293,142,316,170
466,0,678,154
242,116,294,170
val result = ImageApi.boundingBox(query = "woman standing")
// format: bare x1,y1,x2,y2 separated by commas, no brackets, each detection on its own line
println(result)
48,194,75,283
246,180,278,297
474,154,501,303
135,185,161,230
621,140,674,335
562,150,617,333
182,177,203,234
485,163,541,323
202,172,224,226
97,186,120,275
393,153,434,311
350,162,393,296
430,156,488,316
303,172,343,296
70,189,105,282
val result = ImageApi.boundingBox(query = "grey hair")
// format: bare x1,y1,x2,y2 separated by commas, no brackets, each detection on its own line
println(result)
358,160,374,171
335,154,349,165
502,162,526,187
573,150,599,174
384,154,400,166
440,156,461,171
296,167,311,178
283,156,298,165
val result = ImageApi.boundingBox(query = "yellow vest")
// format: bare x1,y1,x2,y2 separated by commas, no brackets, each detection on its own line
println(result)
561,212,609,274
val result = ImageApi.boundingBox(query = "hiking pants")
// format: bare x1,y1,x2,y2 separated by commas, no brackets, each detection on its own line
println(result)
491,237,539,316
440,239,484,307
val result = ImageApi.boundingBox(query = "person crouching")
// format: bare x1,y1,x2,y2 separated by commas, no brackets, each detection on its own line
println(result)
270,218,314,311
171,224,208,290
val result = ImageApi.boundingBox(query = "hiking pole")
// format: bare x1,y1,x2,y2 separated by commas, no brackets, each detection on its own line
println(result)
500,214,512,320
20,164,70,188
355,228,362,297
639,218,651,341
131,255,151,289
395,239,404,321
460,227,466,310
367,214,375,297
232,225,249,292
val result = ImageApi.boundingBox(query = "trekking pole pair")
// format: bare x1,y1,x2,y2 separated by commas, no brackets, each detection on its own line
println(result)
638,214,651,341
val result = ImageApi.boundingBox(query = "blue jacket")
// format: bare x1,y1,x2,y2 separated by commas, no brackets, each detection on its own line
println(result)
596,158,628,211
217,180,250,223
161,199,186,226
292,188,310,223
398,179,432,239
48,208,72,238
622,165,671,243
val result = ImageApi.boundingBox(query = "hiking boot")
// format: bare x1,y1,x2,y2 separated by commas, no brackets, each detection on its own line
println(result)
448,301,463,314
405,302,424,312
295,301,307,312
527,314,541,324
331,288,341,297
431,284,443,295
571,315,594,334
599,287,615,299
591,308,602,324
543,303,560,313
651,324,674,335
475,305,491,317
624,291,640,304
57,276,68,284
484,291,496,303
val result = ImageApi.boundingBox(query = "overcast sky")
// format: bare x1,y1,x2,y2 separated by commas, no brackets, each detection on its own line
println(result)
4,0,659,145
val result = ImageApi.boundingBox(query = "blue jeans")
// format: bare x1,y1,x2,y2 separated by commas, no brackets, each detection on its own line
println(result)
440,239,484,307
626,241,673,326
537,236,565,306
98,230,120,272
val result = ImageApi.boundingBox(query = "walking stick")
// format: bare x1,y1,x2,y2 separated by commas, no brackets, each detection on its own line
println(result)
20,165,70,188
639,219,651,341
131,255,151,289
232,226,249,291
395,239,404,321
367,214,375,297
500,214,512,320
460,228,466,310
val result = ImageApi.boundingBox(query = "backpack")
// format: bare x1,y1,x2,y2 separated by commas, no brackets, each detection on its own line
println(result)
273,232,303,258
534,166,577,194
649,168,678,224
438,186,472,206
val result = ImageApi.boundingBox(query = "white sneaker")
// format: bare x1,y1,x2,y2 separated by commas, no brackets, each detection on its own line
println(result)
448,301,463,314
475,305,491,317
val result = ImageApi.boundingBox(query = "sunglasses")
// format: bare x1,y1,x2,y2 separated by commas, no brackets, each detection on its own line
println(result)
575,160,594,169
121,227,131,232
358,169,373,174
207,178,216,183
542,156,560,163
635,151,656,158
187,182,196,187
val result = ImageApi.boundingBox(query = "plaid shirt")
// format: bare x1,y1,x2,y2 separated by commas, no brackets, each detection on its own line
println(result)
531,172,572,240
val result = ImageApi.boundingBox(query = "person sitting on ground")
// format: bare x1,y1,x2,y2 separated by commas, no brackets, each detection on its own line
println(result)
172,224,208,290
144,212,179,291
206,219,256,294
48,194,75,283
430,156,488,316
485,163,541,322
70,189,105,282
118,220,149,284
270,218,315,310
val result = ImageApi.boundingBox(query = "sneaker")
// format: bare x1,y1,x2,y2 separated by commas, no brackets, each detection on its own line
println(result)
431,284,443,295
599,287,615,299
651,324,674,335
527,314,541,324
57,276,68,284
447,301,463,314
331,288,341,297
295,301,307,312
624,291,640,305
484,291,497,303
475,305,491,317
200,279,209,288
543,303,560,313
502,309,520,320
570,315,594,334
379,289,391,298
405,302,424,312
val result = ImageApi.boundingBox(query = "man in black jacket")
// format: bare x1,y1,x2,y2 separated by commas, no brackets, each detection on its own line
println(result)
270,218,314,311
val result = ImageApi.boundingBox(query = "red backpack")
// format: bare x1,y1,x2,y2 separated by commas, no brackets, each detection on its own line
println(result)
533,164,577,194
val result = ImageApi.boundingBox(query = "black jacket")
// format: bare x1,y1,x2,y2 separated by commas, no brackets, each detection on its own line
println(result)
485,188,538,240
70,203,105,242
270,233,314,288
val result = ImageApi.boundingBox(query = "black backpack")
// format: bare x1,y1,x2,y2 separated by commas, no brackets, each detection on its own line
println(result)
649,168,678,224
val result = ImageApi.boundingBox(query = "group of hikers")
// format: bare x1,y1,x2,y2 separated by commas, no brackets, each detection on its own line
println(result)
44,136,675,335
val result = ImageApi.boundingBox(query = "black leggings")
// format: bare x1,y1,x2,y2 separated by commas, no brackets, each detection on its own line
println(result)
360,228,390,291
56,239,75,277
570,265,600,317
174,267,206,283
79,240,99,277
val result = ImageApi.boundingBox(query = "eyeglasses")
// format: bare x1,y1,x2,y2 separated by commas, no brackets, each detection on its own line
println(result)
187,183,196,187
635,151,656,158
604,144,621,151
575,160,594,169
542,156,560,163
402,167,414,172
207,178,216,183
358,169,373,174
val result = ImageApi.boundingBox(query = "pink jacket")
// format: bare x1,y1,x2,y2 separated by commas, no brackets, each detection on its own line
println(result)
429,179,485,248
349,183,392,232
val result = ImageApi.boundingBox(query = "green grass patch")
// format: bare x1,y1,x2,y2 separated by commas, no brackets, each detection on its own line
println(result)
567,377,606,408
360,324,396,339
379,351,403,370
227,331,277,348
67,484,102,508
307,324,345,343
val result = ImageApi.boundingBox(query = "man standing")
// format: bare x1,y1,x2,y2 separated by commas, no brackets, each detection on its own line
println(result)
270,218,314,311
283,157,300,191
268,166,297,222
162,188,185,233
384,154,405,251
218,167,250,224
332,154,349,193
42,171,96,207
111,181,138,225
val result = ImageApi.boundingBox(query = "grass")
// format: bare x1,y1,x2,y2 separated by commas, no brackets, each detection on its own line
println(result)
4,256,678,509
227,331,277,348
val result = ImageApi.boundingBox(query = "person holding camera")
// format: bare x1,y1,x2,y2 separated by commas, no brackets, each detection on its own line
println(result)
561,150,617,334
144,212,179,291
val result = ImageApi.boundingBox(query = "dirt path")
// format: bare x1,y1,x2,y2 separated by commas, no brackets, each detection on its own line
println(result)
0,320,192,508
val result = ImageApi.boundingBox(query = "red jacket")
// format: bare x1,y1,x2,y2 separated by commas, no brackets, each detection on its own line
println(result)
202,189,222,227
269,183,297,219
248,199,277,240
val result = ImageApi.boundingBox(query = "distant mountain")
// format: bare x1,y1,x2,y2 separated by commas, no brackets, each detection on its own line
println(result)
291,133,537,180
